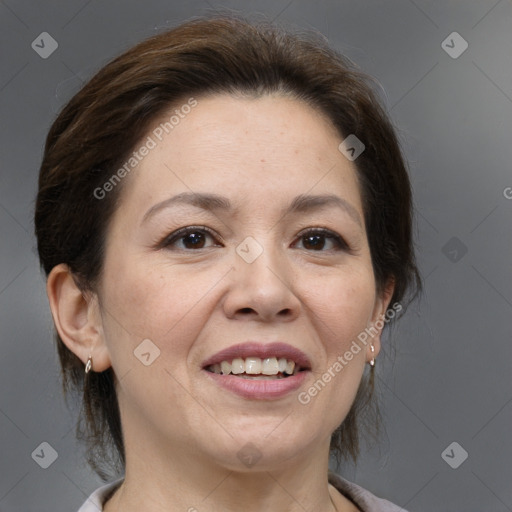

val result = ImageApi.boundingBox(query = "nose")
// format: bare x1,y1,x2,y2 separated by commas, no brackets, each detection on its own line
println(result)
222,241,301,323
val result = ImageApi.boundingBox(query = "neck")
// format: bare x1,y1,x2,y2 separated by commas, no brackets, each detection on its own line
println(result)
103,425,356,512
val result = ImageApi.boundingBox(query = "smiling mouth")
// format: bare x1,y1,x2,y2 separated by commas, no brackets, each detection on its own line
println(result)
205,356,305,379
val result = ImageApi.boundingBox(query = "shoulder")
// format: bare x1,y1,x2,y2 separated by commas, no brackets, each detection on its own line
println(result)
328,471,408,512
77,478,124,512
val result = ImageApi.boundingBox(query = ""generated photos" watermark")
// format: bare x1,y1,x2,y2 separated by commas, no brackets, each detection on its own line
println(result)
93,97,197,200
298,302,402,405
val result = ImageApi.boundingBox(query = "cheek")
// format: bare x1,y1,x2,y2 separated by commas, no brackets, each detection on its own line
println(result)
301,266,376,351
99,256,224,371
98,259,215,436
294,272,375,437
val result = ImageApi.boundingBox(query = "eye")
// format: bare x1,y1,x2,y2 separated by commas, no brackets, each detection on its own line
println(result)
293,228,349,252
158,226,349,252
159,226,221,250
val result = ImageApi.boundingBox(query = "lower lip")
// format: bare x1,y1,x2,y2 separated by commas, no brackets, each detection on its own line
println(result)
203,370,309,400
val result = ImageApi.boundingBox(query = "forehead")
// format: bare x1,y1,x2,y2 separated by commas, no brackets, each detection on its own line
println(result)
117,94,363,219
163,93,343,160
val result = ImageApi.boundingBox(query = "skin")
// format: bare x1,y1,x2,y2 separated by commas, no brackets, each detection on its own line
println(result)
47,94,394,512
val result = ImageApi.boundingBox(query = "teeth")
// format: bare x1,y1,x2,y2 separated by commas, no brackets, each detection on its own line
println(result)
238,374,286,380
220,361,231,375
245,357,262,375
208,357,300,376
262,357,279,375
231,358,244,374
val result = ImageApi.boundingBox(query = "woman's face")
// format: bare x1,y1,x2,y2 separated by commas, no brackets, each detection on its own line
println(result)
95,94,391,470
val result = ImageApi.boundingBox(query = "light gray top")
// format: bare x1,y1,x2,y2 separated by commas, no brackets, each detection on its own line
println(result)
77,472,408,511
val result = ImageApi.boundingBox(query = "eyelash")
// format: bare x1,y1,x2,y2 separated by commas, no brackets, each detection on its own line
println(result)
158,225,350,252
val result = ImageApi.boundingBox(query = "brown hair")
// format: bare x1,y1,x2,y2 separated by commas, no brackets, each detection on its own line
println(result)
35,13,421,480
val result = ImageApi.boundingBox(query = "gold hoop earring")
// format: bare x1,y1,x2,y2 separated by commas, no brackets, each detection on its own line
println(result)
369,345,376,368
85,354,93,374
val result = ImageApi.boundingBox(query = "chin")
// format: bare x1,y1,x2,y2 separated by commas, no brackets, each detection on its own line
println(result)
199,421,320,472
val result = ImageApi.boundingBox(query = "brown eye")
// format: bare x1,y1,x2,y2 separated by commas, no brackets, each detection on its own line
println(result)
161,226,219,250
295,229,349,252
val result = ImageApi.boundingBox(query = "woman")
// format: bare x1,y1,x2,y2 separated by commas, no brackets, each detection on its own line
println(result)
35,14,420,512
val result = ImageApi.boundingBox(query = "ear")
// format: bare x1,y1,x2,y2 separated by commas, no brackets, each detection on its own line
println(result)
367,278,396,363
46,263,112,372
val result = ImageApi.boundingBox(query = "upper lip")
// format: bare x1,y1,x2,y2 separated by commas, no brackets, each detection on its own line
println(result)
201,342,312,370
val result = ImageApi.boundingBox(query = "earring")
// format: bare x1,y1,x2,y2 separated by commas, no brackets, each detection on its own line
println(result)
85,354,93,374
369,345,375,368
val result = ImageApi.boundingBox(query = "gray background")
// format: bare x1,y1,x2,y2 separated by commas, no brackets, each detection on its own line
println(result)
1,1,511,511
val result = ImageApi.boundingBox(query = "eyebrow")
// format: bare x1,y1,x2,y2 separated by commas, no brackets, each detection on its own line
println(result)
142,191,362,227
